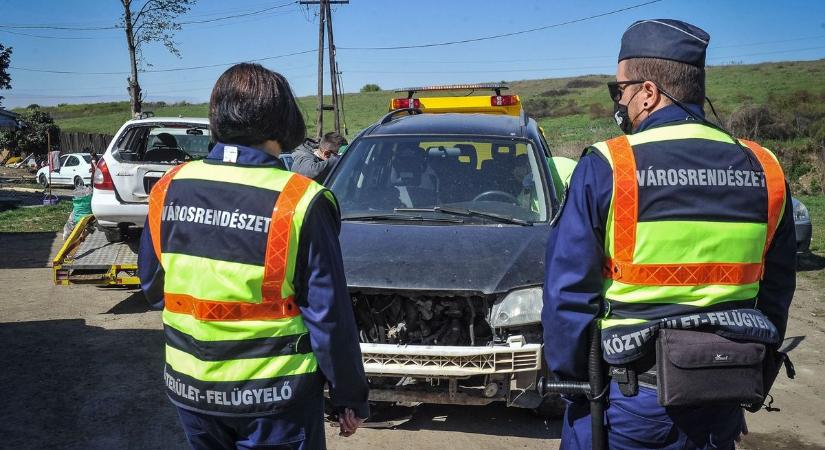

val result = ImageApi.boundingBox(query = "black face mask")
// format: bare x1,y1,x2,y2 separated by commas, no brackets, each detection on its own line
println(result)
612,88,642,135
613,101,633,135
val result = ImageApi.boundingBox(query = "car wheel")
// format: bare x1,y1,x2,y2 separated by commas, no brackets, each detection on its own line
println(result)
74,176,85,189
38,173,48,187
101,226,123,243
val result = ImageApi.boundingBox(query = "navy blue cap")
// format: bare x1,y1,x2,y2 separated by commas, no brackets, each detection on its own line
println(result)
619,19,710,67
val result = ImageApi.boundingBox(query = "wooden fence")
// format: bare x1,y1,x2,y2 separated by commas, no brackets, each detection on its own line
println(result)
59,132,114,155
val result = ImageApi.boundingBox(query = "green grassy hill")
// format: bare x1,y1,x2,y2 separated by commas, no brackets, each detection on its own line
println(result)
18,58,825,193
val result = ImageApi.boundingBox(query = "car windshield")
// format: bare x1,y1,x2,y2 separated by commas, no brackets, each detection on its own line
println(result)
329,136,549,223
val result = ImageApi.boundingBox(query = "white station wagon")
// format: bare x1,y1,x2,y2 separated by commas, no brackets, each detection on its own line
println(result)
91,117,210,242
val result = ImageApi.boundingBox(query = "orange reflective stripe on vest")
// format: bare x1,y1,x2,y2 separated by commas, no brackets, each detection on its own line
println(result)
262,174,313,303
606,136,638,263
164,292,300,321
740,140,786,268
603,136,785,286
148,163,187,261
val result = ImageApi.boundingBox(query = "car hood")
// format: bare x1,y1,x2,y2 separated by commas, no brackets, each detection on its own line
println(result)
339,222,548,295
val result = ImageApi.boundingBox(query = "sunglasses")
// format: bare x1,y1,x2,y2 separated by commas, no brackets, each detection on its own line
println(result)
607,80,645,102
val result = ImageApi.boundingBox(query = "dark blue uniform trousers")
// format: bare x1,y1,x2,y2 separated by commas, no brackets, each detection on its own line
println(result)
176,396,326,450
561,382,744,450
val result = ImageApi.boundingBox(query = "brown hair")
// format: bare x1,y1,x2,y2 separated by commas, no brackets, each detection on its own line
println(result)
320,131,348,151
209,63,306,149
625,57,705,106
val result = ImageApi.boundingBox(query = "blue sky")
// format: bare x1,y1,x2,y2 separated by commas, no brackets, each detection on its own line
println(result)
1,0,824,108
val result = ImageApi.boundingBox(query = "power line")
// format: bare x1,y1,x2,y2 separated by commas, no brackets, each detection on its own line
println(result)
0,23,118,31
0,7,301,40
8,49,317,74
0,0,297,31
337,0,664,50
0,28,115,40
175,0,297,25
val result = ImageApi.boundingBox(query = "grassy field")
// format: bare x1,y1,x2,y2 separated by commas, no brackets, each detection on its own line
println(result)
0,201,72,233
13,59,825,193
24,59,825,142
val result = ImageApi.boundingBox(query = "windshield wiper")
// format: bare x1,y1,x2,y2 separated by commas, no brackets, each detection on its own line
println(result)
395,207,532,226
342,213,463,223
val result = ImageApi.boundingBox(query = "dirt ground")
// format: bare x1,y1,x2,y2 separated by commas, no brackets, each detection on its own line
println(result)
0,232,824,450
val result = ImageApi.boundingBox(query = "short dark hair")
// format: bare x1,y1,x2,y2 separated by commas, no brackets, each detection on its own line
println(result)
320,131,348,150
209,63,306,149
625,57,705,106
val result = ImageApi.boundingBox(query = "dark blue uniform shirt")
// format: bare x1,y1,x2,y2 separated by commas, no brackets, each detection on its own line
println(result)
543,105,796,380
138,143,370,419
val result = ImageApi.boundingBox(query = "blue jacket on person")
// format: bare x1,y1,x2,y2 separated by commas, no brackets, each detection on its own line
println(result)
542,104,796,450
138,143,369,449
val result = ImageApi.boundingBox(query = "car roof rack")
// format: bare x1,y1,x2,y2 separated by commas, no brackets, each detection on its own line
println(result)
379,108,423,125
395,83,510,98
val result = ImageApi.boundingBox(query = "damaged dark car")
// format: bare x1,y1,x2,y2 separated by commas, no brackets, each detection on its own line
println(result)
327,110,567,413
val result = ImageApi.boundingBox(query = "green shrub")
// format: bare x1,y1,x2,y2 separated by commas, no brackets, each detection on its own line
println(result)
360,84,381,93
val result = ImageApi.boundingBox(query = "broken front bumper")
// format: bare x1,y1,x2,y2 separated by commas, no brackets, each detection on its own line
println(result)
359,337,545,407
360,340,542,377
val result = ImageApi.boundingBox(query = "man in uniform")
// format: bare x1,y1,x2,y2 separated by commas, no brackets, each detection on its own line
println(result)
542,20,796,449
139,63,368,449
291,131,348,183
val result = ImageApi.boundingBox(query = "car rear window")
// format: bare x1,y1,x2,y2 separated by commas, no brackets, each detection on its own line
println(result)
113,124,211,163
82,155,92,163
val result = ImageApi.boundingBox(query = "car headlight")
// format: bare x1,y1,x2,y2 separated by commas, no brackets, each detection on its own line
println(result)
793,198,810,223
490,287,543,328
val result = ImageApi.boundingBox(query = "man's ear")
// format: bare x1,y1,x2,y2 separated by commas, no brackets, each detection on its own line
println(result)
641,80,660,110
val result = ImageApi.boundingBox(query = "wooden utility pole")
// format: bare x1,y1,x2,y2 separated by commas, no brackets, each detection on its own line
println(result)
325,0,340,133
300,0,348,138
314,1,326,139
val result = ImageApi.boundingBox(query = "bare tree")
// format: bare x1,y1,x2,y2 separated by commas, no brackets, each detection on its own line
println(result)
120,0,196,117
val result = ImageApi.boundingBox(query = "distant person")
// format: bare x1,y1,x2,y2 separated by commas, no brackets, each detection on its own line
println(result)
292,131,348,183
138,63,368,449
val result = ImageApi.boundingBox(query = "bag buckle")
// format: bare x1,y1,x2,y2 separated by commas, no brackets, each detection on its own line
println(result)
609,366,638,397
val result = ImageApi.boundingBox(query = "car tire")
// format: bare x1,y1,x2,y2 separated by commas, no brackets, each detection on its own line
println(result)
532,394,566,418
74,176,85,189
38,173,48,187
101,226,124,243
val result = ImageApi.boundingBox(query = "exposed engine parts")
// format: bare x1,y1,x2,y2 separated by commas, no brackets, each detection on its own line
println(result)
353,294,493,346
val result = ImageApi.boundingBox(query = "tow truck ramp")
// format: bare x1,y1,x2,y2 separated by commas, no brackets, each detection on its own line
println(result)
52,215,140,287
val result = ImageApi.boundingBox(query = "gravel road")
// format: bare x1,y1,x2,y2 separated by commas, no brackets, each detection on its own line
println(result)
0,232,823,449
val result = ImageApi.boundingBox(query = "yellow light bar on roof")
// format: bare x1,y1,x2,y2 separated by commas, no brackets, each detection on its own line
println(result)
395,83,509,94
388,94,521,116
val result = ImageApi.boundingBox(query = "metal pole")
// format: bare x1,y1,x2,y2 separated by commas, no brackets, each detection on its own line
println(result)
536,323,607,450
314,0,326,139
47,130,52,199
325,0,340,134
588,323,607,450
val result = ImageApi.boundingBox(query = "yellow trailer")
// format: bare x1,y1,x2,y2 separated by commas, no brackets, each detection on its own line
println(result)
52,215,140,287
